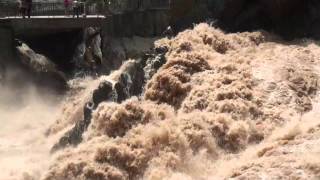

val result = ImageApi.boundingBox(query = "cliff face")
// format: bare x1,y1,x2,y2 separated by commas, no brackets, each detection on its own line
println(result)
16,43,68,93
169,0,320,39
0,27,14,66
169,0,210,32
212,0,320,39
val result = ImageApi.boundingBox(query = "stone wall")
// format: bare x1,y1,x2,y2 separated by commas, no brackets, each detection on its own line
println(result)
209,0,320,39
107,9,170,37
99,9,170,74
0,26,14,64
0,25,14,82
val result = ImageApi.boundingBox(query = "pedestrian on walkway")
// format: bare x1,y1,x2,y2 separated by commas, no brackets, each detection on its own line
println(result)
26,0,32,18
19,0,27,18
73,0,80,18
64,0,71,15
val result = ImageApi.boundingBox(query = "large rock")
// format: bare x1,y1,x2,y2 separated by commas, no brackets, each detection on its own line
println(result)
92,81,115,106
311,21,320,39
0,27,14,72
143,46,167,81
170,0,210,32
0,63,5,84
50,102,95,152
16,43,68,92
51,46,168,152
73,27,103,75
51,81,115,152
101,36,157,74
210,0,320,39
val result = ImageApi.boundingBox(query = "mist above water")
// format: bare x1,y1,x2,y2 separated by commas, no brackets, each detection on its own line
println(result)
0,69,62,180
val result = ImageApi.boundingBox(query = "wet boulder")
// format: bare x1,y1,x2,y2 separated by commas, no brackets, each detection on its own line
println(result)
92,80,115,107
51,47,169,152
0,63,5,84
122,60,145,97
51,102,95,152
51,80,116,152
143,46,168,81
114,73,132,103
73,27,103,73
311,21,320,39
16,43,68,92
51,62,145,152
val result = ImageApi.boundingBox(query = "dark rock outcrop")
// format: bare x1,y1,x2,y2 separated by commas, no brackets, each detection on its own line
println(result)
210,0,320,39
169,0,320,39
0,63,5,84
51,102,95,153
20,30,82,73
73,28,103,75
143,46,168,81
101,36,157,74
170,0,210,32
16,43,68,92
92,81,115,106
51,46,168,152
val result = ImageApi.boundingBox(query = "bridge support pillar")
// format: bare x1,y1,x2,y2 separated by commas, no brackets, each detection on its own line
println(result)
102,15,114,36
0,27,14,63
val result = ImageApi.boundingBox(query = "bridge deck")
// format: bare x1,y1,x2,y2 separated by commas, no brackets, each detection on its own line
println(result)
0,15,106,33
0,0,170,36
2,15,106,19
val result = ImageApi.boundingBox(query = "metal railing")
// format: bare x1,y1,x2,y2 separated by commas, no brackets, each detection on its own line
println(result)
0,2,105,17
0,0,170,18
150,0,170,9
0,2,19,17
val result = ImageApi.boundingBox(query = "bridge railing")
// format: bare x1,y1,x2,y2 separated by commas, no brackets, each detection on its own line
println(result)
105,0,170,14
0,2,106,17
31,2,106,16
32,2,71,16
124,0,170,11
0,2,19,17
149,0,170,9
0,0,170,18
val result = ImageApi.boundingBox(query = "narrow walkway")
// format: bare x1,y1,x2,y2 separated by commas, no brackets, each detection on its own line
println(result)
0,15,106,36
4,15,106,19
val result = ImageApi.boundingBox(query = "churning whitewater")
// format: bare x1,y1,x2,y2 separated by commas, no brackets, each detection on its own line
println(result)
1,23,320,180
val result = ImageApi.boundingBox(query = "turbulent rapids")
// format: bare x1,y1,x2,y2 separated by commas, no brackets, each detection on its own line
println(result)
1,23,320,179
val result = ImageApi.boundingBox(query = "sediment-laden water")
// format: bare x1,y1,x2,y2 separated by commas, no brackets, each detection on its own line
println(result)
1,23,320,180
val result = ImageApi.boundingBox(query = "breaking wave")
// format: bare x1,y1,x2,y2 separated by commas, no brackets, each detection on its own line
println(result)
2,23,320,179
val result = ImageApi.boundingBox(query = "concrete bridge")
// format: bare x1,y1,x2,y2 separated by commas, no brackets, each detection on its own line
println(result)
0,0,170,65
0,16,106,36
0,0,169,34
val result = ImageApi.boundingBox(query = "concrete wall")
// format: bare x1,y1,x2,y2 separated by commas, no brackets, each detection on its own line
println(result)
0,25,14,81
10,17,105,37
0,26,14,64
107,9,170,37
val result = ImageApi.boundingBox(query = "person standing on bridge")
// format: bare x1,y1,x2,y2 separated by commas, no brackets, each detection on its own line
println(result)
19,0,27,18
64,0,71,16
25,0,32,18
73,0,80,18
